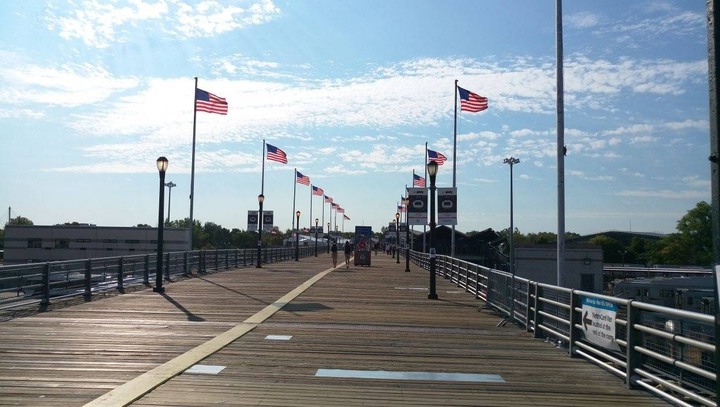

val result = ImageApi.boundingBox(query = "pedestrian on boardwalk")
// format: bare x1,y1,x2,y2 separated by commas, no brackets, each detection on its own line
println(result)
343,241,352,268
330,241,338,267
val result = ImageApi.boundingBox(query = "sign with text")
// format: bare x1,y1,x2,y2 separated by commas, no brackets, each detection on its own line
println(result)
437,187,457,225
406,187,427,226
247,211,258,231
581,297,620,351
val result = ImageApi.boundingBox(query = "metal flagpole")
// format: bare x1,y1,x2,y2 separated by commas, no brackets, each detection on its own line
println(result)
451,79,458,257
292,168,297,234
556,0,566,287
705,1,720,392
423,143,428,253
189,77,198,250
309,184,313,232
321,192,325,247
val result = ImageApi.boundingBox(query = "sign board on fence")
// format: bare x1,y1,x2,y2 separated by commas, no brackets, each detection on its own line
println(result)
580,296,620,351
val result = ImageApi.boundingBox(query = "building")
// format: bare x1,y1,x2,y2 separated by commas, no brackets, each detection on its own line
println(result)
3,224,190,264
514,245,604,293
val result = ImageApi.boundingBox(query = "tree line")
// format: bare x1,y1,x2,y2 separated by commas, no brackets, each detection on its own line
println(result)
0,201,712,266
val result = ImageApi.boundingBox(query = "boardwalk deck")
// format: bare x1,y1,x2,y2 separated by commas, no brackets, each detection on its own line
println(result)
0,253,667,406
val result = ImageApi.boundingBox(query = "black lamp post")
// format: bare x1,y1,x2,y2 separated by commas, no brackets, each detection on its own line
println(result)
404,196,411,272
154,156,168,294
395,212,400,264
314,218,319,257
327,222,331,253
391,219,396,258
427,160,438,300
295,210,301,261
256,194,264,268
504,157,520,320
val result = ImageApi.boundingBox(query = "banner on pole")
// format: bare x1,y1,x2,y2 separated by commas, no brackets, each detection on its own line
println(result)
406,187,427,226
262,211,274,232
247,211,258,231
437,187,457,225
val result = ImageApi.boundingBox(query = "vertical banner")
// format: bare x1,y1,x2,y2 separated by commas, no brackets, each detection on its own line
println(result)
437,187,457,225
262,211,274,232
406,187,428,226
247,211,258,231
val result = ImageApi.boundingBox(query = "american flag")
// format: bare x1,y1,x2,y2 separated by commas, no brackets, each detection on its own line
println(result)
343,215,350,221
397,204,405,213
457,86,488,112
427,149,447,166
266,144,287,164
324,195,333,203
413,174,426,187
337,207,345,214
195,88,228,115
296,171,310,186
331,202,339,209
312,185,324,196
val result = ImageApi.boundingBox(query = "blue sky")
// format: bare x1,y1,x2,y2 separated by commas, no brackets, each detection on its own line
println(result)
0,0,712,236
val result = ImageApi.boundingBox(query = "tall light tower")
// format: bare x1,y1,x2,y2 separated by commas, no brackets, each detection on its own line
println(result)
504,157,520,322
165,181,176,223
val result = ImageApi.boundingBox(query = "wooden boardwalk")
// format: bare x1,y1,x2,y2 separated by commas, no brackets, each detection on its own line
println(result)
0,252,667,406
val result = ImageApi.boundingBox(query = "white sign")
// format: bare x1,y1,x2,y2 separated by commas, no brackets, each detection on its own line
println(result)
581,296,620,351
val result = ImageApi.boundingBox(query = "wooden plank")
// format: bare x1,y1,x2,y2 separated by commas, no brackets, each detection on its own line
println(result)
0,254,667,406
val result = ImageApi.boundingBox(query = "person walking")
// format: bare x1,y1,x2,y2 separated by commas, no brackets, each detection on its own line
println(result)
330,241,338,267
343,240,352,269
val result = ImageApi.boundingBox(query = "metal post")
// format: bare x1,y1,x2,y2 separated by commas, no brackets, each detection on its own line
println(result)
315,218,319,257
257,194,264,268
396,213,400,264
154,157,168,294
295,211,300,261
428,161,438,300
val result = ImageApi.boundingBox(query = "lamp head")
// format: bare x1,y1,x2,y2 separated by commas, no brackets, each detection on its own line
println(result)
258,194,265,204
156,156,169,173
296,210,300,219
315,218,318,225
395,212,400,221
427,160,438,178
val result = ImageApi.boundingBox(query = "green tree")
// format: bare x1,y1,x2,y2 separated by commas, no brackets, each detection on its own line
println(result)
588,235,624,263
8,216,33,225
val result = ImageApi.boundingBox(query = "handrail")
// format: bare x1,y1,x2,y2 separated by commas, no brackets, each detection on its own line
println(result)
0,245,322,311
404,249,716,406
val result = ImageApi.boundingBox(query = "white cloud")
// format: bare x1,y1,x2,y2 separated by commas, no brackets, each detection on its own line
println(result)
45,0,280,48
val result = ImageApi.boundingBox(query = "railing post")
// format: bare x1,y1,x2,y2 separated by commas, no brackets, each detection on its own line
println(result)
525,280,532,332
165,252,170,280
143,254,150,285
41,262,50,307
568,290,580,357
183,252,189,276
117,257,124,292
215,250,219,271
533,283,542,339
625,300,641,389
85,259,93,300
225,250,229,269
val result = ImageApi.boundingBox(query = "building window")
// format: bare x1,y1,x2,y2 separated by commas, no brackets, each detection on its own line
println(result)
55,239,70,249
27,239,42,248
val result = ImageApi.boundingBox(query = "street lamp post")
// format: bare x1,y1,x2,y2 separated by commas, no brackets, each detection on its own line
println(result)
427,161,438,300
154,157,168,294
391,219,396,258
395,212,400,264
295,211,301,261
256,194,264,268
165,181,176,223
404,197,411,272
314,218,319,257
504,157,520,321
327,222,331,253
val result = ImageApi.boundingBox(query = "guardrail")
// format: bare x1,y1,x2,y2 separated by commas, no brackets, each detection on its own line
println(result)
0,246,320,311
408,250,716,407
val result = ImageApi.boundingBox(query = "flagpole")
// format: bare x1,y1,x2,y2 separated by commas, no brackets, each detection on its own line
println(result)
423,143,428,253
322,193,325,248
556,0,566,287
292,168,297,233
309,184,313,232
451,79,459,257
261,140,266,195
189,77,198,250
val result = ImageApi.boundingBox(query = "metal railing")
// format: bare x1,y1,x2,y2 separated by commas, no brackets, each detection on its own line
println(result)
408,250,716,407
0,246,320,311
